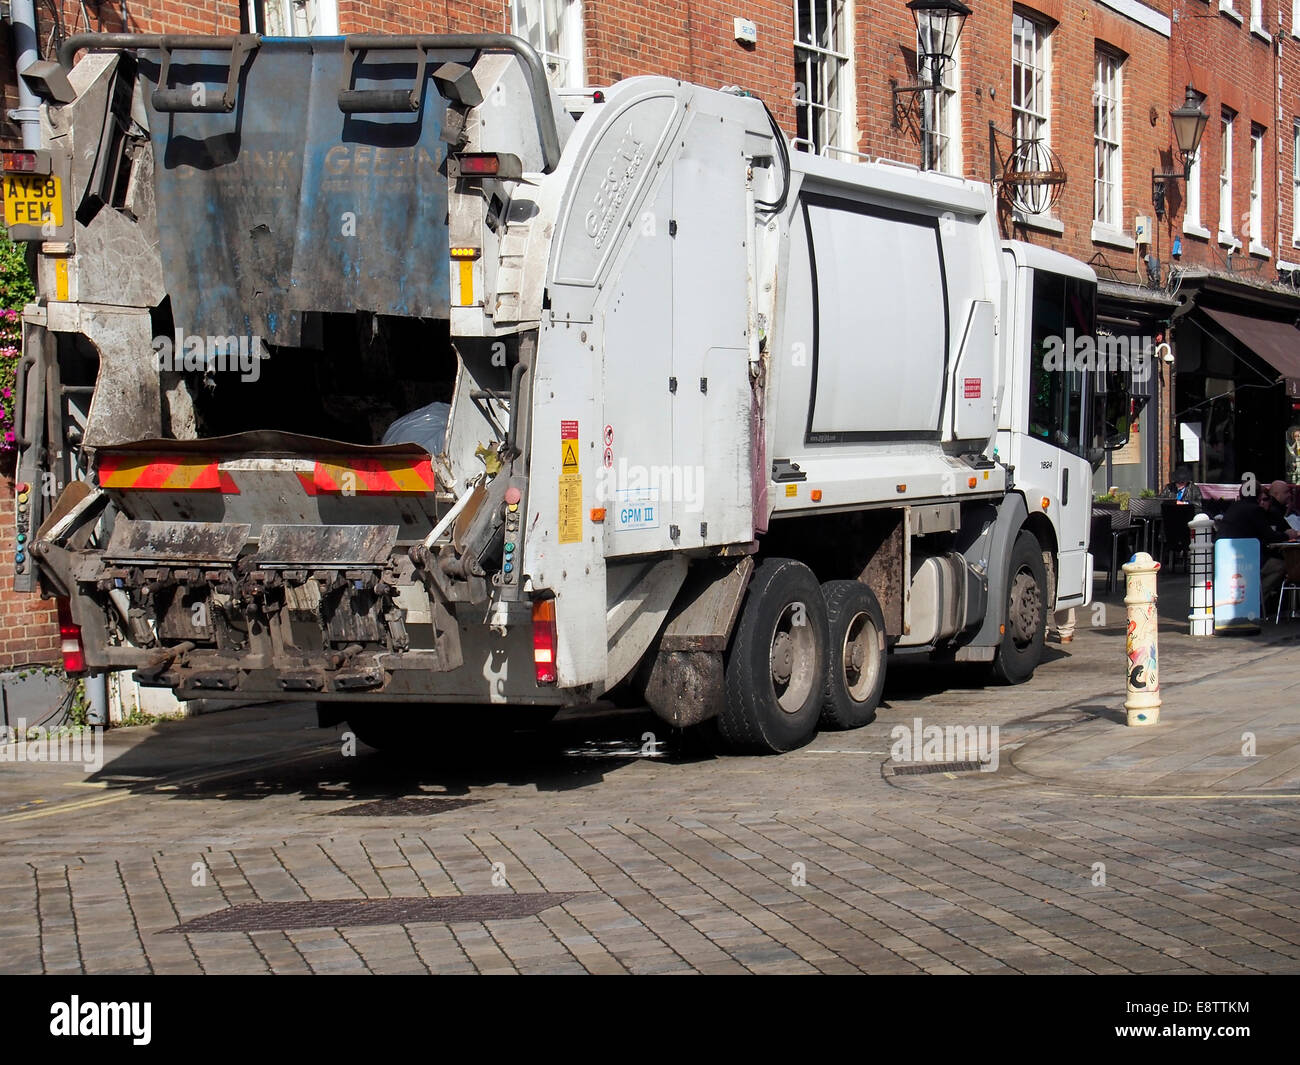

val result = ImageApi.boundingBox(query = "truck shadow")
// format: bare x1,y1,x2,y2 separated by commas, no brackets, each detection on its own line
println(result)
84,703,714,803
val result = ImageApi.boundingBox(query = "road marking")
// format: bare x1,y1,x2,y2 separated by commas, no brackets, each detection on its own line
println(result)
1091,792,1300,801
0,743,337,824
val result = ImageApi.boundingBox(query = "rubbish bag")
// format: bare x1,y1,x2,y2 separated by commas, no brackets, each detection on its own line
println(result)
382,400,450,455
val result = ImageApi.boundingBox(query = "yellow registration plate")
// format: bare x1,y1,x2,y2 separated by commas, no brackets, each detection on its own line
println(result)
3,172,63,229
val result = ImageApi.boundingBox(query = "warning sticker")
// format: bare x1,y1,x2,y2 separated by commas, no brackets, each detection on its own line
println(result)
558,474,582,544
963,378,981,399
560,420,580,472
561,440,580,472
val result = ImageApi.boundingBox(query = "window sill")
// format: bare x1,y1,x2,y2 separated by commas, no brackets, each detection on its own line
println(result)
1250,241,1272,258
1183,221,1212,240
1219,2,1243,25
1013,210,1065,235
1091,223,1136,250
1218,232,1241,250
1251,26,1272,43
1278,257,1300,271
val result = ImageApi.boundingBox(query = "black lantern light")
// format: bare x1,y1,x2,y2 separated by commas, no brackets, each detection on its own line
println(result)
1152,87,1210,220
893,0,973,169
908,0,972,89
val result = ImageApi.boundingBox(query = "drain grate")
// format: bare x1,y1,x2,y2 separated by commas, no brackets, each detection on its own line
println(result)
889,760,987,775
330,797,486,816
163,892,587,933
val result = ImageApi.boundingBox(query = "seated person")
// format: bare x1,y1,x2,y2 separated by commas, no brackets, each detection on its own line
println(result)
1162,466,1202,509
1219,488,1300,608
1267,480,1300,532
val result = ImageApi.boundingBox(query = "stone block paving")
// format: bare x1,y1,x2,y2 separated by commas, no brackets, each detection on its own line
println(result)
2,608,1300,974
3,793,1299,974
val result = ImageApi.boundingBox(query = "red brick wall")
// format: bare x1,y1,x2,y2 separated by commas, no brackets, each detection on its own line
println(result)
1169,0,1282,269
0,469,58,669
582,3,796,131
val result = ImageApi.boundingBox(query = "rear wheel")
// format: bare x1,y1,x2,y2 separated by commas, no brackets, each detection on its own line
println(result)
819,580,887,730
717,558,829,754
991,531,1049,685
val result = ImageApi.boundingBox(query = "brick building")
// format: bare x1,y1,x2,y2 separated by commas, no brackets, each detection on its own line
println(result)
2,0,1299,670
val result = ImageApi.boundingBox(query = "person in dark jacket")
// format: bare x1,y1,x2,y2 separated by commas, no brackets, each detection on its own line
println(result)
1219,489,1299,607
1162,466,1202,509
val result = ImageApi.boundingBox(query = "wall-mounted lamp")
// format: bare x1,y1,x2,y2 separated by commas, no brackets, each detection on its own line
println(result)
891,0,972,170
1152,87,1210,221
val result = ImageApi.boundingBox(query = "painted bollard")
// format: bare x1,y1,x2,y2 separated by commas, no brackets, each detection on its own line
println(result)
1123,551,1161,726
1188,513,1214,637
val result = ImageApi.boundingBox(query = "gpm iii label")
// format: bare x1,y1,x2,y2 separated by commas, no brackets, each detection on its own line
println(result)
614,488,660,531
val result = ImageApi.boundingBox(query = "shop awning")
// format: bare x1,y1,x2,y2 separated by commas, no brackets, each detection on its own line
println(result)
1202,307,1300,381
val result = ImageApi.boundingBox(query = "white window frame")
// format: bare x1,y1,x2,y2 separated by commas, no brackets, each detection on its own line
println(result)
1250,0,1271,38
918,14,961,174
1219,109,1236,244
250,0,338,36
511,0,586,89
1012,12,1051,154
794,1,855,155
1093,48,1122,229
1292,120,1300,246
1250,125,1269,255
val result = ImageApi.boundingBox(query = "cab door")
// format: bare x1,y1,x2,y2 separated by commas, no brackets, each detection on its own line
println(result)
1022,271,1093,608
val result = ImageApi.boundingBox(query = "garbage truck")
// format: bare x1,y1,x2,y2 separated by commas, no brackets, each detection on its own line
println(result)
6,33,1134,753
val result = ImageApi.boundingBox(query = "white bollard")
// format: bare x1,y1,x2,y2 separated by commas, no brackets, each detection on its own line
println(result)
1188,513,1214,637
1123,552,1161,726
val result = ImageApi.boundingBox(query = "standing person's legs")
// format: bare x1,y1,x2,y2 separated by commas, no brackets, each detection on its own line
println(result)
1051,607,1077,643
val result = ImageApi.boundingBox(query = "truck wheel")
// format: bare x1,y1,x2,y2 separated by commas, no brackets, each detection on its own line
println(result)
819,580,886,730
718,558,829,753
991,531,1048,685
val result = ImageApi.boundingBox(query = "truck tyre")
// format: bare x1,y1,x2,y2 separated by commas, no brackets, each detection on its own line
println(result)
718,558,829,754
991,531,1048,685
819,580,887,730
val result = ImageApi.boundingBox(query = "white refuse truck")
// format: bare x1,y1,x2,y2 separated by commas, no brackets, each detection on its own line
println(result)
8,33,1133,752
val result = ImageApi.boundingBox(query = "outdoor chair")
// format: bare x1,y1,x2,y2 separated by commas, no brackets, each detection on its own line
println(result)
1160,501,1194,573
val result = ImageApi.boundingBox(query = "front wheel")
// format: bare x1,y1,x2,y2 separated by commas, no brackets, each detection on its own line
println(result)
990,531,1049,685
717,558,829,754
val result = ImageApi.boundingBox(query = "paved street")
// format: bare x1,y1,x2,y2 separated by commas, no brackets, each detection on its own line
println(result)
2,576,1299,975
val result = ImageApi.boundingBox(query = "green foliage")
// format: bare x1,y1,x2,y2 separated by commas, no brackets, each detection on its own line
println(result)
0,231,35,453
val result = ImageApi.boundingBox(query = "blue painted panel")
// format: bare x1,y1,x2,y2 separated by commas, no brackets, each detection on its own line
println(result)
140,38,450,345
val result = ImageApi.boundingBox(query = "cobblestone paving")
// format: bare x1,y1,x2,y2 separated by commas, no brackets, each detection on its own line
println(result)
2,595,1299,974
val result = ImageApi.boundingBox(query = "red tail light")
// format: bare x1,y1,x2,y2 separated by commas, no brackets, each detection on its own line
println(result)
532,599,557,685
452,152,523,179
56,598,86,674
3,150,37,173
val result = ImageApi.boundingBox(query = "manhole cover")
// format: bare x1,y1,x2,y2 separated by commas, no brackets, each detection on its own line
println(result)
163,892,587,933
889,760,987,776
330,797,486,816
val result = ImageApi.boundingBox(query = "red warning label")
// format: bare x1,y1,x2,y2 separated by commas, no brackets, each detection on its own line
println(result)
560,420,579,439
963,379,981,399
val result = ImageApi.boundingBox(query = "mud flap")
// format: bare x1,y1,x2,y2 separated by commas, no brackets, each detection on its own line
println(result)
645,649,726,727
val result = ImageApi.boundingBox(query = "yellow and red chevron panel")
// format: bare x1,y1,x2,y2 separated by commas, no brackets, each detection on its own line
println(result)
98,454,236,492
303,456,438,495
